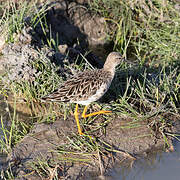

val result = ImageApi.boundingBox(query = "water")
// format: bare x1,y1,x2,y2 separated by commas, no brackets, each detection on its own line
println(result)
0,95,179,179
111,140,180,180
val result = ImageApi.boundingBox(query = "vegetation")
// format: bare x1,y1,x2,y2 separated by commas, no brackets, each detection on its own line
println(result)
0,0,179,179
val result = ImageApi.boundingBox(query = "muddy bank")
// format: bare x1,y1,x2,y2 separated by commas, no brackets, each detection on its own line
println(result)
0,0,179,179
4,114,177,180
1,98,177,179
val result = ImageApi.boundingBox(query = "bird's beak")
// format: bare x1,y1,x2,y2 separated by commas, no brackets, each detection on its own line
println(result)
122,57,135,65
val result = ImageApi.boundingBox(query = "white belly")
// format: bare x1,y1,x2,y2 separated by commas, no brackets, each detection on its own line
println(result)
73,82,111,105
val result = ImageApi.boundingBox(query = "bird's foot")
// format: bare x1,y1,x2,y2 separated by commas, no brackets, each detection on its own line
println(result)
82,110,112,118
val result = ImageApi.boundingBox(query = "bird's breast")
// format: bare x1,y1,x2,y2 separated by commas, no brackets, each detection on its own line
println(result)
73,81,111,105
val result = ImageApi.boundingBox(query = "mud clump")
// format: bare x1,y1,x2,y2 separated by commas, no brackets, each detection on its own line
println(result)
7,115,176,180
0,0,106,83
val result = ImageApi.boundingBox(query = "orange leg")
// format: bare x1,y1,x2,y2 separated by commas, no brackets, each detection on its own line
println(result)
74,104,84,135
81,105,112,118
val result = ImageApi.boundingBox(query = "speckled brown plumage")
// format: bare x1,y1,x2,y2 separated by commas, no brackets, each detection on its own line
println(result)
42,69,112,104
42,52,123,135
42,52,123,104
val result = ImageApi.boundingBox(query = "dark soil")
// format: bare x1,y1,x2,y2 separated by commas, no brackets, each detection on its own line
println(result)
2,99,177,179
6,114,177,180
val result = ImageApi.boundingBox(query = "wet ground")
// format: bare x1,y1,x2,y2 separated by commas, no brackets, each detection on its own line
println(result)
111,140,180,180
0,110,179,180
0,144,180,180
0,95,179,179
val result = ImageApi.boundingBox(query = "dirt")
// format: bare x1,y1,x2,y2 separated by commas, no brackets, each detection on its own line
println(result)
0,0,179,179
0,0,107,83
2,99,177,179
5,114,175,180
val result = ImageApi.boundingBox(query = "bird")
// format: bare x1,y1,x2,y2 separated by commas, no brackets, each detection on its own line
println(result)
42,52,123,135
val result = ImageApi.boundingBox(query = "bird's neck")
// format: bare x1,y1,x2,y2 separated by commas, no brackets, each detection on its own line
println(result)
103,62,116,77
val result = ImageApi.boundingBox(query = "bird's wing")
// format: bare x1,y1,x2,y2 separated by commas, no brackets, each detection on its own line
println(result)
41,70,108,102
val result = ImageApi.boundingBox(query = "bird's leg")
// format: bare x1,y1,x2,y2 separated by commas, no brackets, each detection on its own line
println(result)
82,105,112,118
74,104,84,135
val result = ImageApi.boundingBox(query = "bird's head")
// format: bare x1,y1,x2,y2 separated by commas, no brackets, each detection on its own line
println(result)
103,52,124,73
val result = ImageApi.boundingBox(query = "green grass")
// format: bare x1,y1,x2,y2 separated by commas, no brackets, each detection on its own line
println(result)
90,0,180,65
0,98,30,154
0,0,32,42
0,0,180,179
